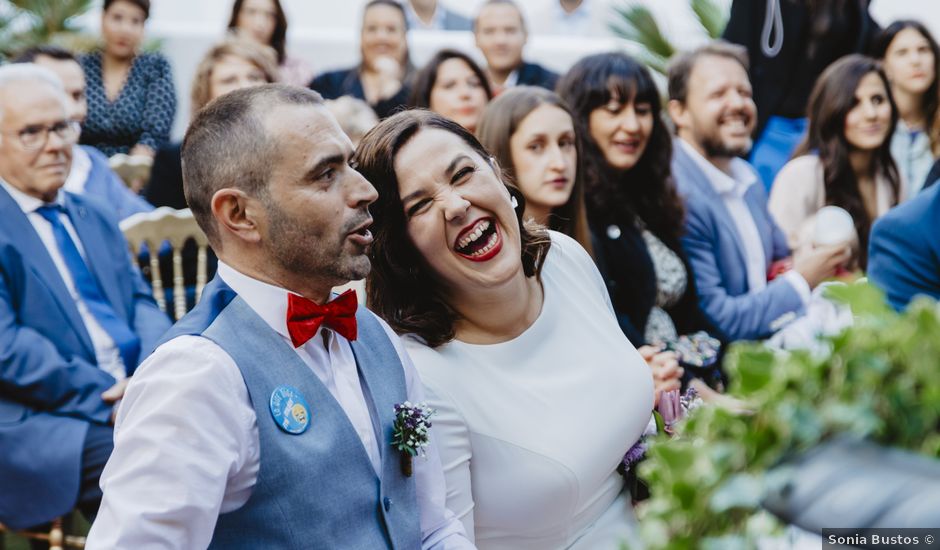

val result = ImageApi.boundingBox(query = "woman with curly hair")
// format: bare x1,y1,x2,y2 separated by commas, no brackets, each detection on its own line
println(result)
557,52,716,350
770,54,902,270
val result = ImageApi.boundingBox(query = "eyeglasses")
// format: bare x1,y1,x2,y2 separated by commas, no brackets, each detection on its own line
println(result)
2,120,81,151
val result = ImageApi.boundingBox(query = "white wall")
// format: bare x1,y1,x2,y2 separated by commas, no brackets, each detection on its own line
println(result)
75,0,940,138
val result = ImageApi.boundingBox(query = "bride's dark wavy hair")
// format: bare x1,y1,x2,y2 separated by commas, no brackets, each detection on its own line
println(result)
556,52,684,241
354,110,551,347
793,54,900,269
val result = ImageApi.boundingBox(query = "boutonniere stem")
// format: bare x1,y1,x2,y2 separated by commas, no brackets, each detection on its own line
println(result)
392,401,435,477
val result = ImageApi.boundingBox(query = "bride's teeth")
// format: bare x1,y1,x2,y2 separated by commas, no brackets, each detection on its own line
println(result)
458,220,492,249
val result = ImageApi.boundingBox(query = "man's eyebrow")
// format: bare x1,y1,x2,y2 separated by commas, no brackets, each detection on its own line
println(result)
304,153,345,180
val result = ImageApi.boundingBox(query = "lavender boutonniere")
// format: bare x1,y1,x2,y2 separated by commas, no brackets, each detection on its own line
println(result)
391,401,435,477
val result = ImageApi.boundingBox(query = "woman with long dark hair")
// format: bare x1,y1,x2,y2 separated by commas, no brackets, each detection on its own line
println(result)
227,0,313,87
557,52,715,352
872,20,940,196
723,0,881,190
310,0,412,119
409,49,492,133
476,86,592,253
770,54,902,270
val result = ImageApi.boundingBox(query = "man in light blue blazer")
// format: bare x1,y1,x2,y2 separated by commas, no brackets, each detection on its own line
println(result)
666,42,847,342
0,65,170,530
868,182,940,310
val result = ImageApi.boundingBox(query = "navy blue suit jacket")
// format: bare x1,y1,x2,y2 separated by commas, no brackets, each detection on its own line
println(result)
671,141,804,341
868,183,940,310
516,61,559,91
0,186,170,528
309,67,411,119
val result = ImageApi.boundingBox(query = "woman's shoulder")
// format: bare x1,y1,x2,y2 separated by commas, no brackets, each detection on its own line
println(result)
771,155,825,199
545,230,597,274
136,52,172,70
400,334,467,392
778,154,824,181
78,51,102,68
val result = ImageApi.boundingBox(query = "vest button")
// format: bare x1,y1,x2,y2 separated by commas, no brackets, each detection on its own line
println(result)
383,497,392,512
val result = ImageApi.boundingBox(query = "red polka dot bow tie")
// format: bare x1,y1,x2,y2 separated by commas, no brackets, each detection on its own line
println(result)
286,289,358,347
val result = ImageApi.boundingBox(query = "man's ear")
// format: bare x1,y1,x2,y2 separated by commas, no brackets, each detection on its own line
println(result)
211,187,263,245
667,99,689,134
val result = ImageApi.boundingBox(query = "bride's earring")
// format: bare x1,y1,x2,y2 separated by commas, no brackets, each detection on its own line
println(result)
510,195,519,209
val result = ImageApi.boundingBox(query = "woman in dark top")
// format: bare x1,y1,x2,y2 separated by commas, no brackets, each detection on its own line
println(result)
557,53,716,351
80,0,177,159
309,0,412,119
723,0,880,190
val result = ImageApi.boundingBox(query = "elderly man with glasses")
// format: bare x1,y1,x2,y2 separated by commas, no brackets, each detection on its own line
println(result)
0,63,170,533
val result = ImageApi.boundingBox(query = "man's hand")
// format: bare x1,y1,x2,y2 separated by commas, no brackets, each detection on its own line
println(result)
638,345,683,407
793,243,852,289
102,378,130,424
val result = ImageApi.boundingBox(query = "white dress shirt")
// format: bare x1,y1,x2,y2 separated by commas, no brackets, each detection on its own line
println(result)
64,145,92,194
0,179,125,379
87,262,472,550
677,139,810,304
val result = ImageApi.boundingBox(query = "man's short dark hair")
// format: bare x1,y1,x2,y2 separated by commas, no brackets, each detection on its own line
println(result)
181,84,323,248
11,45,77,64
473,0,526,33
667,40,749,104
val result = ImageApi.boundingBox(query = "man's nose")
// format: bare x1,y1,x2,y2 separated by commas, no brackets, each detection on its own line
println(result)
350,170,379,207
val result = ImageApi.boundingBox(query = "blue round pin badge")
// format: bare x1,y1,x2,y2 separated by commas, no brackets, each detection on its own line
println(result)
269,385,311,435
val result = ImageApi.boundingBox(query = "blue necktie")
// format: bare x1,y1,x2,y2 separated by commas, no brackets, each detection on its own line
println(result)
35,204,140,371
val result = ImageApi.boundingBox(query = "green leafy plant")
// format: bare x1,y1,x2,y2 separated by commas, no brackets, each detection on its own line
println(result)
610,0,728,75
0,0,96,57
637,283,940,548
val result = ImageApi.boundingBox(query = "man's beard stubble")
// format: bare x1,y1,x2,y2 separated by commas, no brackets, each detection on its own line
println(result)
264,200,372,286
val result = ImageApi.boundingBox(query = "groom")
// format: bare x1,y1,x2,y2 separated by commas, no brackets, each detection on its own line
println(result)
87,85,472,549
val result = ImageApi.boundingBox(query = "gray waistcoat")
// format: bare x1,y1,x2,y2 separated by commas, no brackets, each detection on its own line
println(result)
202,296,421,549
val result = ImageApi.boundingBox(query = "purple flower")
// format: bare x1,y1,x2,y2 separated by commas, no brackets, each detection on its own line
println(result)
621,441,647,472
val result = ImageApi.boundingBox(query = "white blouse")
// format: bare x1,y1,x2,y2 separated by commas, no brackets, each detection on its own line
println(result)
405,231,654,549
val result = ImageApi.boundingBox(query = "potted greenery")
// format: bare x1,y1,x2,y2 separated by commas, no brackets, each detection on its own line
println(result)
637,283,940,548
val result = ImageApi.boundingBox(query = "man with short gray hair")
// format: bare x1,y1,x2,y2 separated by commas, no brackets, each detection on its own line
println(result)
88,84,473,549
0,63,170,531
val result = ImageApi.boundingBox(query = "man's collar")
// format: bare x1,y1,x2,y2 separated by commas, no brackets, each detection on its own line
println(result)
64,145,92,194
217,261,293,342
0,177,63,213
216,262,345,344
677,138,756,198
404,2,445,30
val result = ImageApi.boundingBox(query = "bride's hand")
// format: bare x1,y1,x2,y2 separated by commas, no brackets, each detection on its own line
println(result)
638,346,683,407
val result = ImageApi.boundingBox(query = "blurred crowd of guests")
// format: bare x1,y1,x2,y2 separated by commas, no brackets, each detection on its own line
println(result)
2,0,940,546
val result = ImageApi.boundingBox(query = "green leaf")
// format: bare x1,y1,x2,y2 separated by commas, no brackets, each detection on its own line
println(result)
710,474,764,512
691,0,728,39
609,3,676,60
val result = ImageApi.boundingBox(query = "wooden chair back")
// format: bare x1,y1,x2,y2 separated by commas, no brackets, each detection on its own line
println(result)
120,207,210,320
